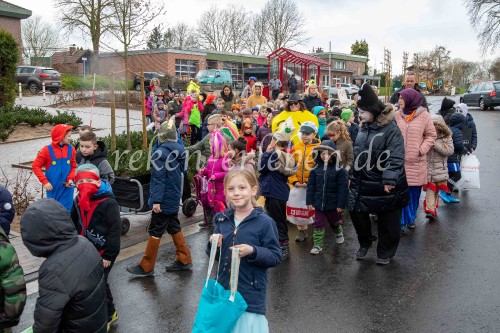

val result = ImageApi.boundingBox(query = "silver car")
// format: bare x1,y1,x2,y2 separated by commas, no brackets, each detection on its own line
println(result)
16,66,62,94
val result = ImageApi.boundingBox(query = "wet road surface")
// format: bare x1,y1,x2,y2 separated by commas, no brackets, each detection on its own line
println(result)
15,96,500,332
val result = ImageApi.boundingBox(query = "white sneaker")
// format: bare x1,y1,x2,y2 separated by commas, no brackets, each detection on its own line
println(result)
335,227,344,244
310,245,322,255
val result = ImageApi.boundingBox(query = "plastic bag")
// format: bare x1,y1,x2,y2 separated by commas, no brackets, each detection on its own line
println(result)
286,187,314,225
460,154,480,189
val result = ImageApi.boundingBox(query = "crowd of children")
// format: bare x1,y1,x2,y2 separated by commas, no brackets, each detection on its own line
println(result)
4,77,479,333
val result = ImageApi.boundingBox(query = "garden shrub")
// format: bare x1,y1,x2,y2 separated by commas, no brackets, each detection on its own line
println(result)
0,30,19,108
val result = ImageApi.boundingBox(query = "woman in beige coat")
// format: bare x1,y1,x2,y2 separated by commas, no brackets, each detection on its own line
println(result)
423,115,454,219
395,89,437,233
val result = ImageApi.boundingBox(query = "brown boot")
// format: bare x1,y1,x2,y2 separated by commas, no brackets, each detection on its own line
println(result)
139,236,161,273
166,231,192,271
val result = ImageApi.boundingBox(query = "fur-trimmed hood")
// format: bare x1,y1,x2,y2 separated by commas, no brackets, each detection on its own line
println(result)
433,119,452,138
362,104,395,127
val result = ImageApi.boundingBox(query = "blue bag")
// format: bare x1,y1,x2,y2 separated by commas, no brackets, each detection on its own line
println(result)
192,234,248,333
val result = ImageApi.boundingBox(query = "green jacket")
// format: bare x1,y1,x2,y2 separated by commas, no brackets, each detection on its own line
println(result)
0,227,26,331
187,133,211,159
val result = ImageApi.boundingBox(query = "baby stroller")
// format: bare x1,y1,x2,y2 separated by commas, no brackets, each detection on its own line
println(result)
182,173,225,226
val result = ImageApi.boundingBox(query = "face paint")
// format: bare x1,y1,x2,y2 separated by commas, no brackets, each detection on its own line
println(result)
358,109,374,123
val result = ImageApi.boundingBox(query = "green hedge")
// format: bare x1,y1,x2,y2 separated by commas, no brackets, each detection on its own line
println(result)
0,105,83,141
96,131,197,179
62,74,134,91
0,30,18,108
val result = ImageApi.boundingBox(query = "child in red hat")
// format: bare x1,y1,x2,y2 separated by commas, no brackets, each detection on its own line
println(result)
32,124,77,211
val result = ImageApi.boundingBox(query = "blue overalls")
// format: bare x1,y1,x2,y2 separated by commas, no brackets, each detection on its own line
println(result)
46,144,74,211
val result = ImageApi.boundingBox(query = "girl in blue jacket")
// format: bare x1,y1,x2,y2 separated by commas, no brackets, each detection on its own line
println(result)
208,169,282,333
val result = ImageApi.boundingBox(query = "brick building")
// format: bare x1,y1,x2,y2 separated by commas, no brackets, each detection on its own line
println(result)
51,45,92,75
0,0,31,62
311,51,369,86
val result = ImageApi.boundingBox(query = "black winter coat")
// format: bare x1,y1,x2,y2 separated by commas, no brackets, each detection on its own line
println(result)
463,113,478,151
303,95,322,111
348,106,409,213
447,113,469,164
21,199,107,333
259,150,297,202
390,86,428,108
306,160,348,211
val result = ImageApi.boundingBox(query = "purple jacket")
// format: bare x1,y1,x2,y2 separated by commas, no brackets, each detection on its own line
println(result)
256,124,272,152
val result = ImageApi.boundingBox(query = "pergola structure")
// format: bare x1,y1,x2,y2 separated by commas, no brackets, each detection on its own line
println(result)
267,47,330,90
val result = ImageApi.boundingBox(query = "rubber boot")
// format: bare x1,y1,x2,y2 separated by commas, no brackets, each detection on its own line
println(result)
439,190,450,203
139,236,161,273
312,228,325,248
166,231,193,271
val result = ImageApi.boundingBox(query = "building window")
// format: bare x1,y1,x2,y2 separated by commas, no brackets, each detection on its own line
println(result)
175,59,198,78
322,74,330,87
223,61,243,88
332,75,341,84
335,61,346,70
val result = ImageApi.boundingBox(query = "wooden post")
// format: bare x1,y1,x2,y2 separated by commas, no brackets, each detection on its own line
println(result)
140,68,147,150
110,71,116,152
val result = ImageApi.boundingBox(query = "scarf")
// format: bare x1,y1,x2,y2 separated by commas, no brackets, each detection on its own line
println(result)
75,171,100,211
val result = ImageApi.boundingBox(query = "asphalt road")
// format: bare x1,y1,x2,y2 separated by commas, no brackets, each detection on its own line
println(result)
14,96,500,332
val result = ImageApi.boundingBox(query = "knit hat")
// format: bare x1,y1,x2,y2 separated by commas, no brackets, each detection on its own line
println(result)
440,97,455,111
341,109,353,122
312,106,326,117
313,139,337,154
158,117,177,143
249,76,257,82
357,83,384,116
274,116,295,141
157,100,164,106
251,106,259,111
51,124,73,144
299,121,318,134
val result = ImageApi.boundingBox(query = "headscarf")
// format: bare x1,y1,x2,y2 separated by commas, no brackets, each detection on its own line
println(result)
399,89,424,114
456,103,469,117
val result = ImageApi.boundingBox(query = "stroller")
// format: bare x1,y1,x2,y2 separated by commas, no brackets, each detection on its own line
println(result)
182,174,225,226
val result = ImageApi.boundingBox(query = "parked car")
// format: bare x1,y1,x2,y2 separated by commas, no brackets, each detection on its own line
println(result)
460,81,500,110
196,69,233,88
15,66,62,94
133,72,165,91
322,86,338,97
339,83,359,96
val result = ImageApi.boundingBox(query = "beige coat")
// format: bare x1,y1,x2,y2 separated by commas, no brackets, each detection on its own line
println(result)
334,137,354,170
396,107,437,186
427,121,454,183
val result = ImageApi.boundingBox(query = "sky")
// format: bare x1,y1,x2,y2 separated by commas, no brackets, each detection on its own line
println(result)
7,0,497,74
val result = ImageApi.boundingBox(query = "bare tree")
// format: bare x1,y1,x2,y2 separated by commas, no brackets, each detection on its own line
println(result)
446,58,477,87
22,16,60,63
244,13,267,55
55,0,114,72
261,0,308,52
490,58,500,80
197,5,248,53
421,45,451,78
169,23,199,49
108,0,161,149
465,0,500,55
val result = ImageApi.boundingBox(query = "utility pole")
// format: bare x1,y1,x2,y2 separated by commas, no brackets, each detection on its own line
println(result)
384,48,392,102
329,41,332,87
402,52,408,76
413,53,420,79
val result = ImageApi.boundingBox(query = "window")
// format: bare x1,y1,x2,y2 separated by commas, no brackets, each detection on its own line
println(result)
335,61,346,70
223,61,243,87
332,75,341,84
175,59,198,78
322,74,330,86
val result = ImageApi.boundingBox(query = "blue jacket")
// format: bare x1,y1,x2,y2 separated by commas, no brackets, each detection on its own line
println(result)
149,141,186,214
306,160,348,211
0,185,14,236
258,150,296,202
206,207,282,315
448,113,469,164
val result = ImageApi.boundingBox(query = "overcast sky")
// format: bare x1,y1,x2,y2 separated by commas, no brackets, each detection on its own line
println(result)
7,0,495,74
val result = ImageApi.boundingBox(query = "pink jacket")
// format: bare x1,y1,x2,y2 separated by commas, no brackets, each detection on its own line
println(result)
201,155,229,203
176,96,204,125
396,107,437,186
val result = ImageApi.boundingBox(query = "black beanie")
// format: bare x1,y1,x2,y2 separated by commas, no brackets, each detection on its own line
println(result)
357,83,385,116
